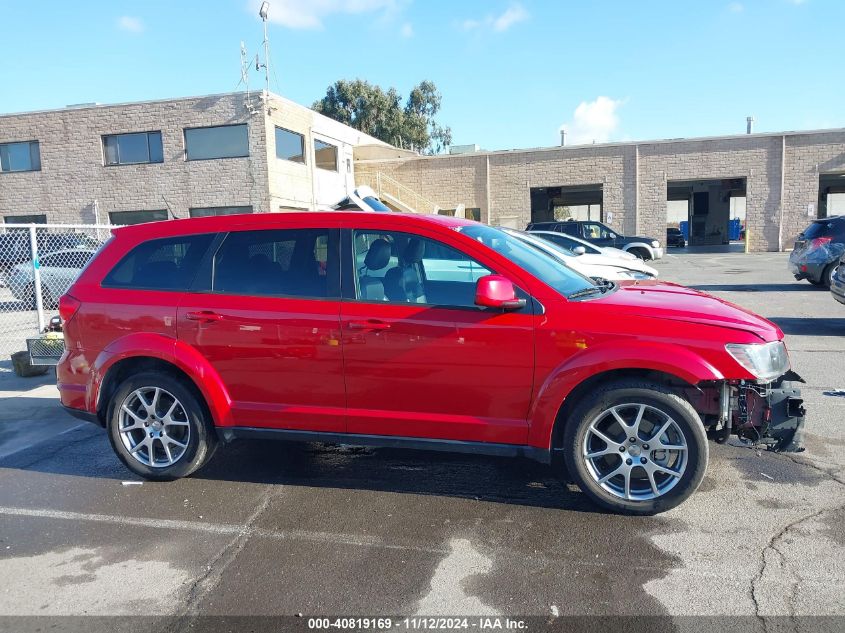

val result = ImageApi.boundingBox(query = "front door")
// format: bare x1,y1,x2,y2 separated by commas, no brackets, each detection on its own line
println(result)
178,225,345,432
340,228,535,445
582,222,617,248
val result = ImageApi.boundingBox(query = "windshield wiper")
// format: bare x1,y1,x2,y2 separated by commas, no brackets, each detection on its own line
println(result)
568,286,603,299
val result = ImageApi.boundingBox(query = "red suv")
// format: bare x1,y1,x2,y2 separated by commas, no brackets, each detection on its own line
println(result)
57,212,806,514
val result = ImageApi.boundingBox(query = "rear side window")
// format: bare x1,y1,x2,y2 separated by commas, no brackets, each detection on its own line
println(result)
103,234,215,290
212,228,336,299
558,223,580,236
803,219,844,239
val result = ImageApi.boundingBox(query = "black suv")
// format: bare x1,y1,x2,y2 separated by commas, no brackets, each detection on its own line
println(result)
789,216,845,288
526,220,663,260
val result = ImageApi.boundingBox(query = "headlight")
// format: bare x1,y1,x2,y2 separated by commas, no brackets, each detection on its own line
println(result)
651,240,660,248
725,341,790,381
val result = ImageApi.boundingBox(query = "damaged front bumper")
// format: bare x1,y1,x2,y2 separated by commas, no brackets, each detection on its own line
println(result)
733,373,807,452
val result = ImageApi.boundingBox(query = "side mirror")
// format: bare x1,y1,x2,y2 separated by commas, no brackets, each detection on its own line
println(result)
475,275,526,310
572,245,586,256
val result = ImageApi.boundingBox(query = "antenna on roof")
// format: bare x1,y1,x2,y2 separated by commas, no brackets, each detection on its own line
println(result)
258,2,272,113
236,41,258,115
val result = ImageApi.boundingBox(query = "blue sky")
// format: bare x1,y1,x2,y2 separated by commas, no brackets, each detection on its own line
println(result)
0,0,840,151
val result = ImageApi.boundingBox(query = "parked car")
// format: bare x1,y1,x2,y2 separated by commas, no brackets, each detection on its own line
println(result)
0,231,99,285
831,255,845,305
788,216,845,288
526,220,664,260
526,230,657,270
666,227,686,248
332,185,393,212
502,228,657,281
58,212,805,515
8,248,96,308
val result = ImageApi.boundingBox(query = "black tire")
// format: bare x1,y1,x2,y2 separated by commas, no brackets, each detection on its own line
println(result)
106,371,218,480
821,262,837,289
562,379,708,515
628,247,650,260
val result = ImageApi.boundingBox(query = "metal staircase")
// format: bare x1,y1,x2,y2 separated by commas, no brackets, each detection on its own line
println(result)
357,172,440,215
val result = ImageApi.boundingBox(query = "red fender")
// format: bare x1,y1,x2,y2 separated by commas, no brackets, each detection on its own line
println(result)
91,333,234,427
527,341,724,449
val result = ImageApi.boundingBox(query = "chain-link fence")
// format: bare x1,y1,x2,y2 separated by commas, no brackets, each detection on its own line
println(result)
0,223,118,359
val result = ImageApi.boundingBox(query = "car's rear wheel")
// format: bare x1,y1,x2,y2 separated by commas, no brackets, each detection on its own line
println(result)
563,380,708,515
822,262,837,289
107,371,218,480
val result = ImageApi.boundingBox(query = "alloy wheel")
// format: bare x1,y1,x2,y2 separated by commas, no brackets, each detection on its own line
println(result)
118,387,191,468
582,403,688,501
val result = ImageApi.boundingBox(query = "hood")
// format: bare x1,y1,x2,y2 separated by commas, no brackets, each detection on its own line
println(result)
630,236,659,244
590,281,782,341
576,253,658,277
601,247,638,261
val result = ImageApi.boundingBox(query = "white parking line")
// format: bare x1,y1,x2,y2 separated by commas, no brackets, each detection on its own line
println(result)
0,505,447,554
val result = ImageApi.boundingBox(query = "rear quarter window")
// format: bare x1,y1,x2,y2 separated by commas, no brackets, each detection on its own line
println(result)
803,219,845,240
102,233,215,291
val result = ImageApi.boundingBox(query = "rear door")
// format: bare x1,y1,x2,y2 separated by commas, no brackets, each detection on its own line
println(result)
339,225,535,445
178,223,345,432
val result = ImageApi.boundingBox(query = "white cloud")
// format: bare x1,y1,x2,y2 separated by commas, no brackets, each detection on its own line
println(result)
250,0,399,29
117,16,144,33
461,3,528,33
728,2,744,13
492,4,528,32
400,22,413,38
560,97,624,145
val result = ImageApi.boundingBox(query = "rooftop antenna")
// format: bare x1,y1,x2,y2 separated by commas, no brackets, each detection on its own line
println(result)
236,41,258,114
746,116,755,135
258,1,271,113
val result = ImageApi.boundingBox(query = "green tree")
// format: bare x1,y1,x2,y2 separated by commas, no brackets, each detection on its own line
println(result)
313,79,452,155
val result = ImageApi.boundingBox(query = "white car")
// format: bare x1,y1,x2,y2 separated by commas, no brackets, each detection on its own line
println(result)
528,230,659,277
8,248,96,308
501,229,657,281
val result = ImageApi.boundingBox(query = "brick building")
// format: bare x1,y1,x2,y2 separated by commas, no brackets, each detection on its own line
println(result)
354,130,845,251
0,91,386,225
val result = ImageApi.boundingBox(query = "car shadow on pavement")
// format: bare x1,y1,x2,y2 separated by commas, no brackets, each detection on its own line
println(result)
767,317,845,336
691,283,824,292
0,425,604,514
193,439,604,513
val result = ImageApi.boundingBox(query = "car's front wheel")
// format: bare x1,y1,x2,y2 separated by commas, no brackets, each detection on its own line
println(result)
107,371,218,480
563,380,708,515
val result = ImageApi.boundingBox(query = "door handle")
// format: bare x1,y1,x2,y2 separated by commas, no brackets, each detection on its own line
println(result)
186,311,224,323
348,319,391,331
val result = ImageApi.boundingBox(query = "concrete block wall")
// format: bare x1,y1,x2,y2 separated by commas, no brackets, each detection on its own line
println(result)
0,93,270,224
358,130,845,252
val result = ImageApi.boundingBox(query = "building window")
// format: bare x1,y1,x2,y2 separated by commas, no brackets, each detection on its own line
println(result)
108,210,169,225
314,139,338,171
0,141,41,173
275,127,305,163
184,124,249,161
103,131,163,166
189,206,253,218
4,214,47,224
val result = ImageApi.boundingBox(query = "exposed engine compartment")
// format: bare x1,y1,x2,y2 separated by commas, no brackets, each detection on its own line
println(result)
685,374,806,452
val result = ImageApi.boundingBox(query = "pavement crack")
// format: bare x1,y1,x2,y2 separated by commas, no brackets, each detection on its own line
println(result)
782,453,845,486
166,484,282,631
750,502,845,623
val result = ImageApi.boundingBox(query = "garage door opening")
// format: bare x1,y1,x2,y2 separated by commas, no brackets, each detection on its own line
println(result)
818,173,845,218
531,184,603,225
667,178,746,248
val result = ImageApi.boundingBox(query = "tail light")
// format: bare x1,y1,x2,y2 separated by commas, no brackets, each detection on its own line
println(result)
811,236,832,249
58,294,81,324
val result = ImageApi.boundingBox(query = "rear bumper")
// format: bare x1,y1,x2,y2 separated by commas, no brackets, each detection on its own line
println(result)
789,260,826,283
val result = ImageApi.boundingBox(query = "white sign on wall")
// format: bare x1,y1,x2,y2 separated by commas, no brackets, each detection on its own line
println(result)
807,203,815,217
606,212,614,224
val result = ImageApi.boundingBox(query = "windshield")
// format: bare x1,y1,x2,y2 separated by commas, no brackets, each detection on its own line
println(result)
457,224,596,298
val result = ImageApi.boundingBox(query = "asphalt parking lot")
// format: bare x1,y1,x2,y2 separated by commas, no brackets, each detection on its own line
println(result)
0,251,843,630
